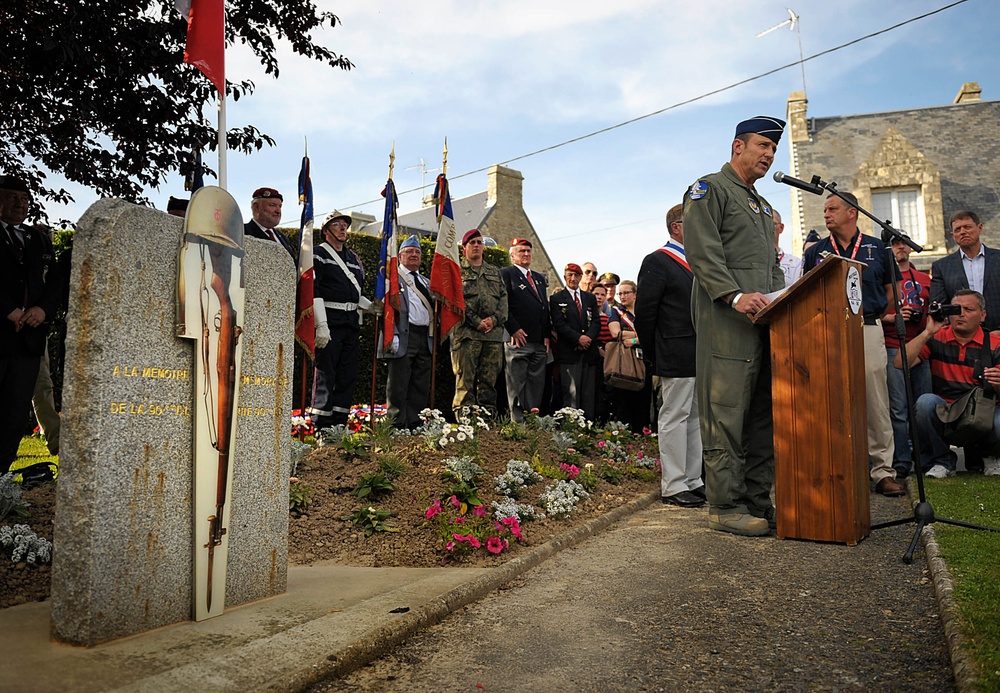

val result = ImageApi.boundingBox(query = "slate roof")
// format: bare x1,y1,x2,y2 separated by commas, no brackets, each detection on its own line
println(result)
360,191,493,238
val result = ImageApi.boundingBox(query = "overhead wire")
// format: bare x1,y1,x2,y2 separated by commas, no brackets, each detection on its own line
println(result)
311,0,969,224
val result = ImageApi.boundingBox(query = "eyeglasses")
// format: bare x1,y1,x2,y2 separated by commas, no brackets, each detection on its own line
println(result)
618,290,634,296
583,269,597,275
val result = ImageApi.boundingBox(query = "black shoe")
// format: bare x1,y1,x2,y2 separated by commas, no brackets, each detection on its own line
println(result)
662,491,706,508
689,485,706,499
892,464,911,480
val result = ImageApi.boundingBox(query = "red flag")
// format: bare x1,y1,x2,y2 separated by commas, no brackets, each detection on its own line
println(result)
429,174,464,340
377,179,400,351
178,0,225,93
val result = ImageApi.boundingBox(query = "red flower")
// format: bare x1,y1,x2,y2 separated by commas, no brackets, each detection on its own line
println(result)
486,536,504,554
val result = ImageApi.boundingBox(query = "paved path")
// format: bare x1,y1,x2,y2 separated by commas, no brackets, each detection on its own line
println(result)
312,493,953,692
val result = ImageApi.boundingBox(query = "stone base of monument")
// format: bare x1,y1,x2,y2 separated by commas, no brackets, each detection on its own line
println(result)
50,199,295,646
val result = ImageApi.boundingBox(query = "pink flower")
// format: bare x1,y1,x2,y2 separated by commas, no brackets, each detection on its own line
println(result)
453,532,469,542
444,541,456,552
597,440,606,448
449,495,461,508
454,516,465,525
425,500,442,519
642,426,652,435
529,408,540,414
472,505,488,518
494,520,505,532
503,538,509,549
468,536,481,549
486,537,504,554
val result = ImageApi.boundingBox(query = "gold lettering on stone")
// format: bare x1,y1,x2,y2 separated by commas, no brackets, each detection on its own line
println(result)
108,402,190,416
237,406,275,417
112,365,190,380
240,374,289,387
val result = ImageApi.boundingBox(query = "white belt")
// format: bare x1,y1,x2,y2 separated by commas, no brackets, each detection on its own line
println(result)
325,301,359,312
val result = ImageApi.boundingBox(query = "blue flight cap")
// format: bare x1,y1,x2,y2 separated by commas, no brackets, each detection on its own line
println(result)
735,116,786,144
398,234,421,252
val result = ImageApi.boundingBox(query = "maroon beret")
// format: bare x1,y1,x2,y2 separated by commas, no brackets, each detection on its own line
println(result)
510,237,532,249
565,263,583,274
252,187,283,201
462,228,483,245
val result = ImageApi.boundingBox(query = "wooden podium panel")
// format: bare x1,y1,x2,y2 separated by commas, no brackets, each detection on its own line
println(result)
755,257,870,545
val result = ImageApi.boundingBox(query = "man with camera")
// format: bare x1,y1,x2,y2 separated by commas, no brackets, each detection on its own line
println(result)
804,192,905,496
883,236,932,479
893,290,1000,477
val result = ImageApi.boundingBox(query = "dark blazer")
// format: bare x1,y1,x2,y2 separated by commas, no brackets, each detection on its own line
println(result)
244,220,296,262
501,265,549,343
1,223,61,357
930,246,1000,332
634,246,696,378
550,288,600,364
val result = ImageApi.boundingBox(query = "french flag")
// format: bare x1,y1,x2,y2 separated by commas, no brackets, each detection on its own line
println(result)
176,0,225,93
294,154,315,357
429,173,464,340
376,178,400,351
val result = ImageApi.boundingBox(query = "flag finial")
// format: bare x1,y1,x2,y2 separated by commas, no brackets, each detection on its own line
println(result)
442,137,448,177
389,142,396,180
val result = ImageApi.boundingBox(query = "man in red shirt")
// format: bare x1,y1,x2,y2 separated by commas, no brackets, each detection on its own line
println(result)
894,289,1000,477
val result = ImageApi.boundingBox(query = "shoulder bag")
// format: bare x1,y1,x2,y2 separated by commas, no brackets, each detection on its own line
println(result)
936,333,996,447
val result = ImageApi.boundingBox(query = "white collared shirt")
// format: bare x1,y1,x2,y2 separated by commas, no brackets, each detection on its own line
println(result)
404,272,431,327
962,244,986,294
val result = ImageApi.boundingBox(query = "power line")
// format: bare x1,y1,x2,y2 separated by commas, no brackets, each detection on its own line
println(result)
317,0,969,221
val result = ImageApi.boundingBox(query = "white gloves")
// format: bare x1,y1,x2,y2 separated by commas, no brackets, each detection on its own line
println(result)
316,322,331,349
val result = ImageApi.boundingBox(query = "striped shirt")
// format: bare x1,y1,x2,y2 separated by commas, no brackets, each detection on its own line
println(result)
918,325,1000,402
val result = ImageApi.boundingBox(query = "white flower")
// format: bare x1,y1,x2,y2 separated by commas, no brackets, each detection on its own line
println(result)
456,432,467,441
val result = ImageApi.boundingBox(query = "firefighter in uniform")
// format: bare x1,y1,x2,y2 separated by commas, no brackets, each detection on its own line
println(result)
684,116,786,537
451,228,507,417
308,211,369,430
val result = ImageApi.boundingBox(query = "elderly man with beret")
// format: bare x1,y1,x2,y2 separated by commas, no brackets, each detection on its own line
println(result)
245,186,296,261
550,262,601,419
308,210,368,431
683,115,787,537
451,228,507,418
380,235,434,430
1,176,62,469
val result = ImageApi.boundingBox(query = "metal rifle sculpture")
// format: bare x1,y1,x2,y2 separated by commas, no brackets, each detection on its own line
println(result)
176,186,246,621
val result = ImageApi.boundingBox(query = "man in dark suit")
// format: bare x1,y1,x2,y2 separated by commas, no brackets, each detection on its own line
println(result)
244,187,296,261
501,237,550,422
930,211,1000,331
1,176,61,469
635,204,704,508
380,235,433,430
929,210,1000,473
550,263,601,419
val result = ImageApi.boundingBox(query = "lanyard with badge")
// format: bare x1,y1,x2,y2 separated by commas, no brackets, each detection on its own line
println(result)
832,233,863,261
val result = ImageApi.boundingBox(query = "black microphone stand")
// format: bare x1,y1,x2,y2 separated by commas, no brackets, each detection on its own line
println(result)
818,179,1000,563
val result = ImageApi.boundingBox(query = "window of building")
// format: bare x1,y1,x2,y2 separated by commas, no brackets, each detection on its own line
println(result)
872,187,926,245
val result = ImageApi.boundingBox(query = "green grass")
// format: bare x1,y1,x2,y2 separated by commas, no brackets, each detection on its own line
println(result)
923,475,1000,690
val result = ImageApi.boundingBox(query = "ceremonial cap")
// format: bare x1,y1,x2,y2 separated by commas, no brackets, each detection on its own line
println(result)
599,271,620,285
804,229,821,243
564,263,583,274
399,234,421,251
252,187,283,201
0,176,29,193
510,237,532,249
735,116,786,144
323,210,352,227
167,196,189,212
462,228,483,244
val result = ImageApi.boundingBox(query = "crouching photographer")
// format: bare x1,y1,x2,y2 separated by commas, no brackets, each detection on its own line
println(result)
893,290,1000,477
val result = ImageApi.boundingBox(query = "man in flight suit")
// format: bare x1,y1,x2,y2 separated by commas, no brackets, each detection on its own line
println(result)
684,116,786,536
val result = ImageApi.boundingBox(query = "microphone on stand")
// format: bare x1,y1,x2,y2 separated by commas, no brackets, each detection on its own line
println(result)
773,171,824,196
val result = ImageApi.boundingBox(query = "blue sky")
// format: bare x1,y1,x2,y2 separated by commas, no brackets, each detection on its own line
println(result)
48,0,995,282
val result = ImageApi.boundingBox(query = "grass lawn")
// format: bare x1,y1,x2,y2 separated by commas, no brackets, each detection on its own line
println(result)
923,475,1000,690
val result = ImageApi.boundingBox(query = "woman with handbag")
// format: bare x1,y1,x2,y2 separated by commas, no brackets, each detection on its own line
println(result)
608,281,652,433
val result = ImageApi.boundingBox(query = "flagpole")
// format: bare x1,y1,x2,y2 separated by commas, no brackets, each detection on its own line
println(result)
371,144,396,432
428,139,449,413
217,8,227,190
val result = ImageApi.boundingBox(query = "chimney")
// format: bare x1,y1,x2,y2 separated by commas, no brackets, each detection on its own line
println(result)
953,81,982,104
786,91,809,143
487,165,524,209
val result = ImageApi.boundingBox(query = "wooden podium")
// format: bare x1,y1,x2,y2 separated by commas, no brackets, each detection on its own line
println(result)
754,256,871,545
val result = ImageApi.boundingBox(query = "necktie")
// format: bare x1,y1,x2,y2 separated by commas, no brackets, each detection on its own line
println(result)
266,228,279,243
574,291,582,316
525,270,540,298
412,271,433,304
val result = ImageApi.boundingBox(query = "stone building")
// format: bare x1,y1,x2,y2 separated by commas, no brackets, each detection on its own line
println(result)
362,164,561,288
784,81,999,269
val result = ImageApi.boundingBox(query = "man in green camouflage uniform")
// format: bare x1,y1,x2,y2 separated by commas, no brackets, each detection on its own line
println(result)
451,229,508,417
683,116,786,537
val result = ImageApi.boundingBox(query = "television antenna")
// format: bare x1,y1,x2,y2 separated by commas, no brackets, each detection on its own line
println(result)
757,8,806,96
403,158,440,206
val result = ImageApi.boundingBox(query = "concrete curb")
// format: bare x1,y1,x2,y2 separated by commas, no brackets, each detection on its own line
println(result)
920,523,981,692
902,477,980,692
290,489,660,689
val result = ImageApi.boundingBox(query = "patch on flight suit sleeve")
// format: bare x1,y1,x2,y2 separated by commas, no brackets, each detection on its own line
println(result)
747,198,760,214
688,181,709,200
762,204,772,216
